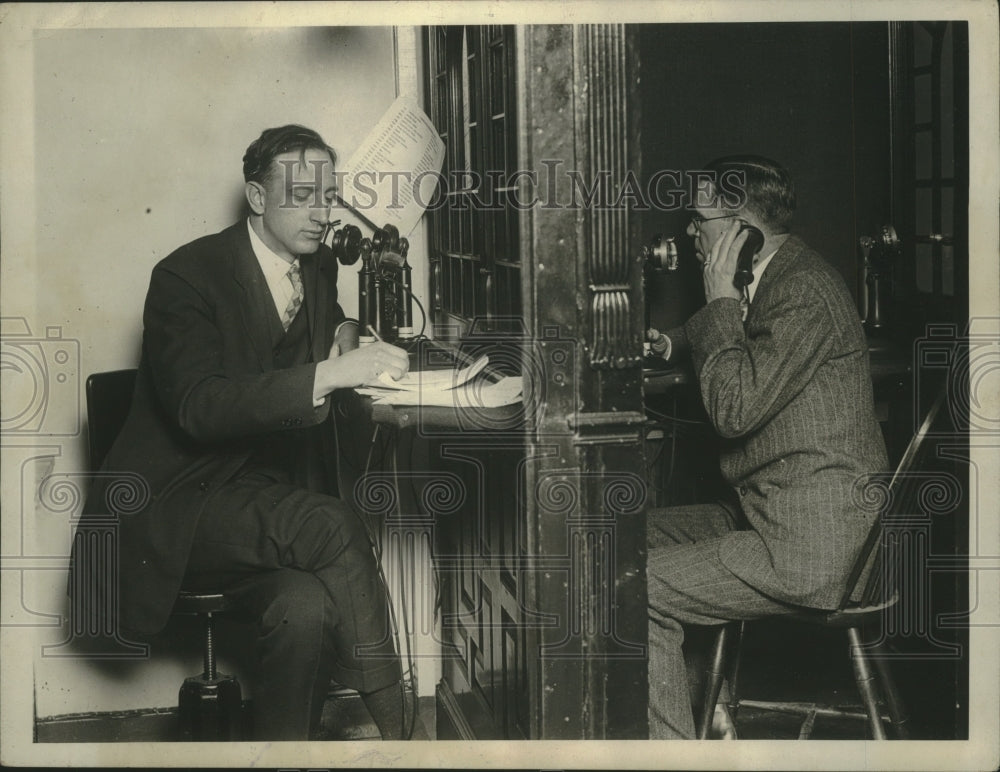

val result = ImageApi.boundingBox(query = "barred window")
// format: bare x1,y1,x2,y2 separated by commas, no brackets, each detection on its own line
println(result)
424,26,521,339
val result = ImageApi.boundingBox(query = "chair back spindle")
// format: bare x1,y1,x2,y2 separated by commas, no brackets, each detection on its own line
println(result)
838,388,948,611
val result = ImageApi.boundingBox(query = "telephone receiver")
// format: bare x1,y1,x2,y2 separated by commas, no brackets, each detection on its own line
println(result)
327,223,363,265
733,223,765,289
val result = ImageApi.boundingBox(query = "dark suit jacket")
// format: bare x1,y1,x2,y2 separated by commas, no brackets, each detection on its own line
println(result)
79,221,347,636
681,236,888,609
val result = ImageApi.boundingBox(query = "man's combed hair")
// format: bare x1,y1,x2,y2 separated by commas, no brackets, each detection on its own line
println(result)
242,125,337,184
707,155,796,233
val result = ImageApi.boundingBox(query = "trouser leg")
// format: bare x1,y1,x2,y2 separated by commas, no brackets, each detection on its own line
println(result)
646,502,796,739
219,569,337,739
648,613,695,739
185,472,402,738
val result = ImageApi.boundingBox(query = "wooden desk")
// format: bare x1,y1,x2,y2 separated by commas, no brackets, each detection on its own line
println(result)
356,389,535,739
368,401,525,432
357,353,648,740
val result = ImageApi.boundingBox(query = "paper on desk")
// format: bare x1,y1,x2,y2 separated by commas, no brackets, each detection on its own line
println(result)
372,354,489,392
358,375,523,408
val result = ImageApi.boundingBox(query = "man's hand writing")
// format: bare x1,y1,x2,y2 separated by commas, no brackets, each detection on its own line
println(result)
313,341,410,400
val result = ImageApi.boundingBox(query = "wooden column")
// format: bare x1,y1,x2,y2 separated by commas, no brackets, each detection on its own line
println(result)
518,23,648,739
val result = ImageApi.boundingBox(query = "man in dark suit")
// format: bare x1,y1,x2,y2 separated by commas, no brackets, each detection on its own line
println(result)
644,156,888,738
75,125,411,740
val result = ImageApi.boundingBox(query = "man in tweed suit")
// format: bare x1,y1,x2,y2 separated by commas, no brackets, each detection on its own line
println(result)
644,156,888,738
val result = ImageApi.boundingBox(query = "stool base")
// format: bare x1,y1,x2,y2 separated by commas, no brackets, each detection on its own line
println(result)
178,674,243,741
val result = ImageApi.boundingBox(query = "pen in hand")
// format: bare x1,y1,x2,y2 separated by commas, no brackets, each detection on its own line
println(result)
367,325,383,342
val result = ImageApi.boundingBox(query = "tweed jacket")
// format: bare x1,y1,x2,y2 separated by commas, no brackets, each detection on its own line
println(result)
681,235,888,609
76,222,347,636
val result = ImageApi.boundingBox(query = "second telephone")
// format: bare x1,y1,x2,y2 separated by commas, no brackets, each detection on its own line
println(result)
733,223,765,289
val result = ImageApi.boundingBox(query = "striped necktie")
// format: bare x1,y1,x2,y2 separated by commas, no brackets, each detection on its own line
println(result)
281,260,303,331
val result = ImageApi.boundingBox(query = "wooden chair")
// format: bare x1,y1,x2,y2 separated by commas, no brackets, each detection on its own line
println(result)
696,389,948,740
86,369,242,741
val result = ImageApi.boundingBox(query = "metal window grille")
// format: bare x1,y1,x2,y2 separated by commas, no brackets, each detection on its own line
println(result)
424,26,521,339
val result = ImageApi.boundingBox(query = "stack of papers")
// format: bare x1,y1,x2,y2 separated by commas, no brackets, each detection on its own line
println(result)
356,355,523,408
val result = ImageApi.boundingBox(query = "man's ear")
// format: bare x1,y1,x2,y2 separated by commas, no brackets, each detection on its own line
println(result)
245,181,266,215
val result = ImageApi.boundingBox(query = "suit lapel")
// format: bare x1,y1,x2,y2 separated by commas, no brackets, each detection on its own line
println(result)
299,252,328,363
231,224,277,371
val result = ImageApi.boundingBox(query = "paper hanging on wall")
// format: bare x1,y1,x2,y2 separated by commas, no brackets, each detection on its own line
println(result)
337,96,445,237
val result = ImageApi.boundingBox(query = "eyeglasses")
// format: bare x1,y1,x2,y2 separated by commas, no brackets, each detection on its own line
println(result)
689,213,735,233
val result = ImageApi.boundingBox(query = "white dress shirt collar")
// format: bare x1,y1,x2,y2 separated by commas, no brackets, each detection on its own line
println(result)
247,219,297,315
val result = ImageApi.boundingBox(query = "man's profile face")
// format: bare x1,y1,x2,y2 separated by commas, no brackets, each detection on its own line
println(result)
686,186,736,267
252,147,337,261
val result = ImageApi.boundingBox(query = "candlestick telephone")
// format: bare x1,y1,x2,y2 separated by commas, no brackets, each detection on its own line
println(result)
328,222,417,344
641,222,764,369
858,224,899,335
643,222,764,290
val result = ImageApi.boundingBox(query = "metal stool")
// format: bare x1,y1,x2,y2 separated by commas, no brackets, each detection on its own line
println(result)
174,591,243,741
84,371,244,740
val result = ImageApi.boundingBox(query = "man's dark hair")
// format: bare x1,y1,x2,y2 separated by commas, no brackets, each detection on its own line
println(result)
707,155,796,233
242,125,337,185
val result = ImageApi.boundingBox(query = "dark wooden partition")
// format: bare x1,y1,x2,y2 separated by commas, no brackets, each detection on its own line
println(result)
434,23,649,740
